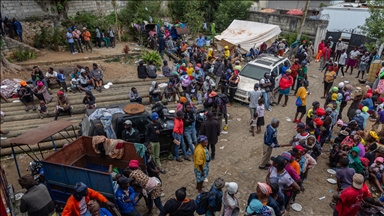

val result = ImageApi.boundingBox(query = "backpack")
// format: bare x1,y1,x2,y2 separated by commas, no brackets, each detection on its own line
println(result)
195,191,211,214
217,93,229,104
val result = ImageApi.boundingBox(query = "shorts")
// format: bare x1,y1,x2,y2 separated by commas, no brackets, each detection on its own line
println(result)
297,105,306,114
279,88,290,95
324,82,333,91
257,116,265,126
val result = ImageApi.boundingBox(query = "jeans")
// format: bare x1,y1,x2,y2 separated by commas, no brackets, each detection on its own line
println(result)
147,196,163,212
150,142,161,167
96,37,101,48
74,39,83,53
159,49,164,59
130,97,142,104
337,64,345,76
184,126,196,153
229,87,237,103
122,209,141,216
32,79,48,88
110,37,115,47
294,78,303,94
69,42,75,53
262,92,270,110
16,29,23,42
214,76,221,90
173,132,187,158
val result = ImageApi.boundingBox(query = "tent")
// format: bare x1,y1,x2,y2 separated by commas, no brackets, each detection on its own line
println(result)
215,20,281,51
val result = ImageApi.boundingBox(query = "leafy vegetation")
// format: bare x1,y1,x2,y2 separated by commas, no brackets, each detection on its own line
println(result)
360,0,384,51
13,49,36,61
140,50,162,67
281,32,312,47
33,26,67,50
104,57,121,63
213,0,253,32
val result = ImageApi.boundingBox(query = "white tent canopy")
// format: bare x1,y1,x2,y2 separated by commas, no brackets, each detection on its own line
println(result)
215,20,282,51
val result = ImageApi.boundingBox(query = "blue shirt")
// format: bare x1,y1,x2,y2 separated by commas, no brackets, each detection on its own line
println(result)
281,66,289,76
193,69,205,81
66,32,74,43
196,37,206,47
99,208,112,216
208,186,223,212
264,124,278,147
13,21,22,31
360,112,369,128
115,186,139,214
298,156,306,174
57,73,66,82
360,98,373,110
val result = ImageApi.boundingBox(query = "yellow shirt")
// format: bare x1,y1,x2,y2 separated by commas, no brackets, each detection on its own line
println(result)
186,67,194,76
324,71,336,83
224,50,230,59
193,144,206,170
296,86,308,106
307,108,313,118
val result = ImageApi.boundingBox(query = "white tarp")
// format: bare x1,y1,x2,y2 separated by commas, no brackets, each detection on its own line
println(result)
215,20,281,51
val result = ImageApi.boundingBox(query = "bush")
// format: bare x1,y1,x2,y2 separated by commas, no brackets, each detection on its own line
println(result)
281,32,312,46
33,26,67,50
140,50,162,67
213,0,253,32
13,49,36,61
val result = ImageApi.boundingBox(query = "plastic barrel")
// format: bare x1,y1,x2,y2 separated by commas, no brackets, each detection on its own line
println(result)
206,40,211,46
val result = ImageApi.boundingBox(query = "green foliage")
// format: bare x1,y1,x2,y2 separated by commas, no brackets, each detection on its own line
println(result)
121,34,129,42
168,1,205,36
281,32,311,46
199,0,224,23
360,0,384,50
13,49,36,61
33,26,67,50
140,50,162,67
0,37,4,50
118,0,161,25
213,0,253,32
104,57,121,63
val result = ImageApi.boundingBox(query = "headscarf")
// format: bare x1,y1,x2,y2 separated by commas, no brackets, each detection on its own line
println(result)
149,81,157,92
74,182,88,201
37,81,44,87
225,182,238,194
18,174,36,189
257,182,272,196
375,157,384,164
20,80,27,87
179,96,187,104
305,135,317,148
197,135,208,143
213,177,225,189
362,106,368,113
348,147,363,173
57,91,64,96
337,119,343,126
369,131,379,142
129,160,139,169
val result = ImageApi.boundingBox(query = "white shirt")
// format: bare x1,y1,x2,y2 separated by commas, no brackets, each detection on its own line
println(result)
349,50,360,60
46,71,57,78
109,30,114,37
71,78,80,85
339,53,348,65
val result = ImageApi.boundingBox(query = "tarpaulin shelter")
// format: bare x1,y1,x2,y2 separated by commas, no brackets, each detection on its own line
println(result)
214,20,281,51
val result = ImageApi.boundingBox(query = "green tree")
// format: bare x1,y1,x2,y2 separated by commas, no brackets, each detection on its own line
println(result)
119,0,161,25
199,0,224,23
360,0,384,50
168,0,204,36
213,0,253,32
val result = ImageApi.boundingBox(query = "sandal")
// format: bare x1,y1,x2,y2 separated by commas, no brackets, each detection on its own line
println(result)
282,104,286,107
176,158,183,162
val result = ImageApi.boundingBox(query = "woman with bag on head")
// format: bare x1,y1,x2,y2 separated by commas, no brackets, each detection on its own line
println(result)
222,182,240,216
194,135,210,193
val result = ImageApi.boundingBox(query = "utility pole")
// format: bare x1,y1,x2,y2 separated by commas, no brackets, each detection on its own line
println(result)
112,0,121,42
297,0,310,40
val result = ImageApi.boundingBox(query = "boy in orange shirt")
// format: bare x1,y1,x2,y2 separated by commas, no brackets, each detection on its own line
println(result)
82,27,92,53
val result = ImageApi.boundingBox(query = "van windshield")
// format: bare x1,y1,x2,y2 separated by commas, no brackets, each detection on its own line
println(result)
239,64,271,80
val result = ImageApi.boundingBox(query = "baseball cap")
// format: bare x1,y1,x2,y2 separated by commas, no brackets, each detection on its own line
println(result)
294,145,305,152
352,173,364,189
296,122,306,129
151,112,159,121
124,120,132,125
281,152,291,161
254,83,259,89
246,199,263,214
271,156,285,168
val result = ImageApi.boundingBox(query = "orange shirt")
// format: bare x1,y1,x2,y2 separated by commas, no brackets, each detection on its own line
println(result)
181,43,187,52
62,188,107,216
82,31,91,41
290,160,301,175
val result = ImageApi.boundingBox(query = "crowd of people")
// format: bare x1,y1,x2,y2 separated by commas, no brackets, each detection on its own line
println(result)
15,63,103,119
0,15,23,42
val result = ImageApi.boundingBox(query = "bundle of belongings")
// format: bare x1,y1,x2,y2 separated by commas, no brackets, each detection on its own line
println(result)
88,108,125,139
92,135,124,159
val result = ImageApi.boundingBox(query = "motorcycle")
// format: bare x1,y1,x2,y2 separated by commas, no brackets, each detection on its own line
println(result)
27,160,44,184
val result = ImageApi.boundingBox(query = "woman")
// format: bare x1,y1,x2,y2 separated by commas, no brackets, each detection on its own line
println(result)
345,46,360,75
194,135,210,193
222,182,239,216
130,87,142,104
353,135,365,157
227,70,240,106
348,146,364,174
307,41,314,62
33,81,52,104
277,69,293,107
315,40,324,62
149,81,162,104
347,91,364,121
173,110,188,162
322,68,336,98
83,90,96,109
247,182,279,216
54,91,73,120
137,61,147,79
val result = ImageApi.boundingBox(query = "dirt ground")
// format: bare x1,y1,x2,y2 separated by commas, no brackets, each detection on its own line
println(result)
1,45,374,215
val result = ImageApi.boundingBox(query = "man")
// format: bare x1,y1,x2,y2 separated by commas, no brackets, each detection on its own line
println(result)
294,60,308,94
66,28,75,54
327,36,334,49
3,16,14,38
19,174,55,216
82,27,92,53
356,52,370,79
259,118,281,170
12,18,23,42
200,111,220,160
160,187,196,216
186,80,202,104
213,58,224,90
163,82,176,103
184,103,197,155
72,26,83,53
122,120,140,143
108,27,115,48
337,49,347,78
294,80,310,123
291,122,309,146
333,174,370,216
196,34,205,48
18,80,36,111
259,73,272,111
210,91,228,131
320,43,331,70
336,158,355,192
145,112,165,173
248,83,262,120
166,36,177,54
62,182,115,215
89,63,103,92
335,38,344,62
277,39,286,56
281,61,290,76
115,176,141,216
158,34,166,59
45,67,59,91
95,26,101,48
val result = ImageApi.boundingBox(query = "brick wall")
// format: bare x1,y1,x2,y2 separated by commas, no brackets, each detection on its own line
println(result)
66,0,127,17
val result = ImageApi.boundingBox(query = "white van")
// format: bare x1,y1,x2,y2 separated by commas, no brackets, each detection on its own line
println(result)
234,55,290,103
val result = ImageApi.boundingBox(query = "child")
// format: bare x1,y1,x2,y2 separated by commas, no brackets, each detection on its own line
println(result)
249,112,258,136
256,98,265,134
306,101,320,125
289,150,301,175
71,73,81,93
144,143,163,182
329,144,341,168
37,100,48,119
162,60,171,77
57,69,67,92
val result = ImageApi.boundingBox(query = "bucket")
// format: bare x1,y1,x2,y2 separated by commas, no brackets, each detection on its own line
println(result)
206,40,211,46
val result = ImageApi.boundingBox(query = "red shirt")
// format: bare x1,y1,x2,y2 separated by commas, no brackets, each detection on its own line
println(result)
290,64,300,77
173,118,184,134
318,42,324,52
321,47,331,59
335,184,370,216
